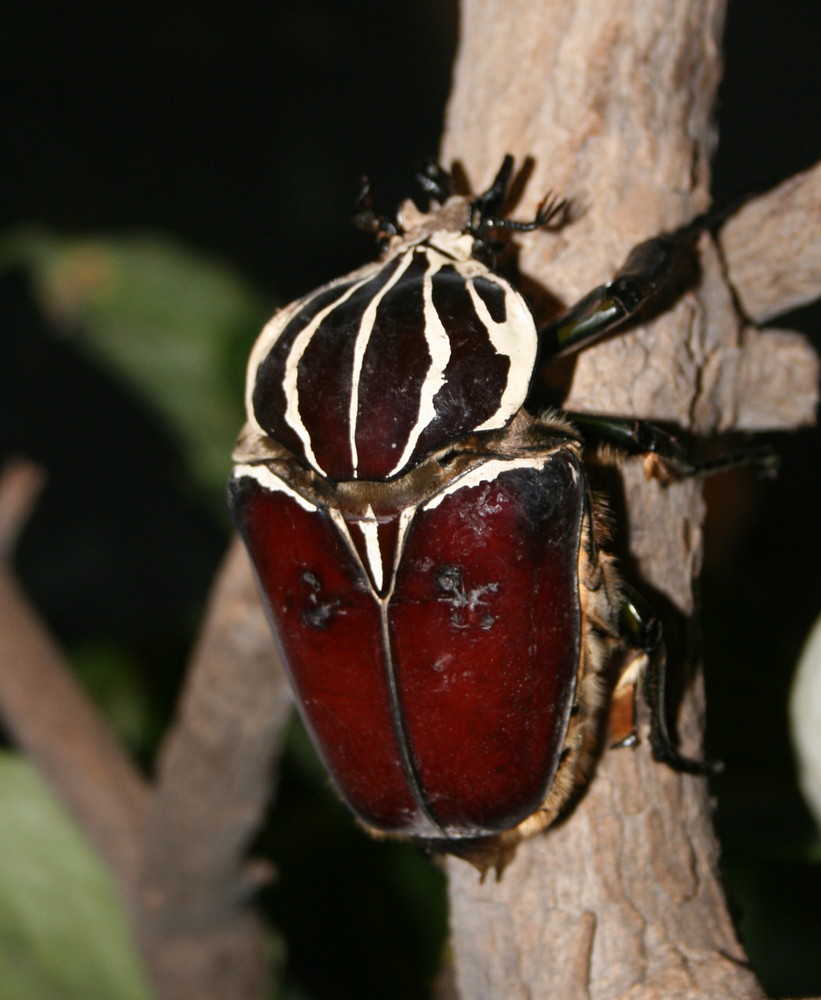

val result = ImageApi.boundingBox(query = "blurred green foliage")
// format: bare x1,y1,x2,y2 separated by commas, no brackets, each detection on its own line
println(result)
0,228,269,508
0,752,152,1000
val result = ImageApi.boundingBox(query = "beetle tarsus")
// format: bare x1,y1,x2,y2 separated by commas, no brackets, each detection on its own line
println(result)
469,154,516,220
466,155,570,240
645,651,724,777
353,175,402,241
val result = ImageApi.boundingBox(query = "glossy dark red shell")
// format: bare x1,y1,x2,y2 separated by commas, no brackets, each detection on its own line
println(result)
230,450,584,839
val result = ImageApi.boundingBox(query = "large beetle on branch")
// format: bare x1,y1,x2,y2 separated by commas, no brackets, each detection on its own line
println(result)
230,157,764,871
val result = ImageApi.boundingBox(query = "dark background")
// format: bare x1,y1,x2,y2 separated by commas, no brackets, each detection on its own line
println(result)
1,3,819,999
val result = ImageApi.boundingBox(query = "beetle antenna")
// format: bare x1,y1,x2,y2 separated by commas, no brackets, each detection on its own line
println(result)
414,159,453,206
467,154,515,230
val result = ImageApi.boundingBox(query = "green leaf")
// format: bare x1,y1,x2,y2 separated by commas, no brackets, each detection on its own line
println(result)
1,226,271,505
0,752,153,1000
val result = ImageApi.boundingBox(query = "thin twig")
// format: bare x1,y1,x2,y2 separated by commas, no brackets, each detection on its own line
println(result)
0,457,47,556
0,458,149,896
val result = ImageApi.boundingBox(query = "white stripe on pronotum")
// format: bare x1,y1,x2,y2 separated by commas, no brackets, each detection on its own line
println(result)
282,274,382,475
387,249,452,479
467,276,537,433
348,250,419,478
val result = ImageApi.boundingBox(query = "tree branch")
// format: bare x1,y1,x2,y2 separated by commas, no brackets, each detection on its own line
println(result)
440,2,818,999
713,163,821,430
718,160,821,324
0,459,149,896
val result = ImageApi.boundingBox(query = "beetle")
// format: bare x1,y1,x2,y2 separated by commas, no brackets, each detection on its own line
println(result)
229,157,760,871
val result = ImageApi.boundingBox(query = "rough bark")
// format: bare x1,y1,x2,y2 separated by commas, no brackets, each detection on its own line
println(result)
439,2,818,999
718,161,821,324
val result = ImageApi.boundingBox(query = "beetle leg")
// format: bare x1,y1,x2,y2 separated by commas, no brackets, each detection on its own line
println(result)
619,584,721,776
565,412,779,481
353,176,402,241
470,154,516,220
414,158,453,204
539,216,715,359
468,155,570,238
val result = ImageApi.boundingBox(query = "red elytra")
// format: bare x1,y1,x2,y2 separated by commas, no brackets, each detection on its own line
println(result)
230,448,584,840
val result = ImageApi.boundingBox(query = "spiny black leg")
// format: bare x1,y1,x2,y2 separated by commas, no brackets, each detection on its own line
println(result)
469,154,516,223
414,159,453,204
464,154,570,239
619,585,721,776
353,176,401,241
540,218,709,360
566,412,779,480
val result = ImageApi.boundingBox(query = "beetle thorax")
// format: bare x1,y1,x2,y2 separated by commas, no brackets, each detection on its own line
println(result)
246,203,540,483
